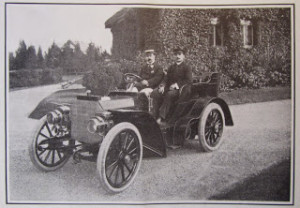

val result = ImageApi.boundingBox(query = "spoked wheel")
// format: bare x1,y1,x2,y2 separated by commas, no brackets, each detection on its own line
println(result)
29,117,74,171
198,103,225,152
97,122,143,193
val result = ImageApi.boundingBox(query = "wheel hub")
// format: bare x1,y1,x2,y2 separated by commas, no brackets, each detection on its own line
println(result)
214,123,220,133
118,150,131,163
124,155,131,164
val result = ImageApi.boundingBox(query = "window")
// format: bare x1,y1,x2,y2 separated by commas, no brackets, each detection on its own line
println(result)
210,18,224,46
240,19,254,48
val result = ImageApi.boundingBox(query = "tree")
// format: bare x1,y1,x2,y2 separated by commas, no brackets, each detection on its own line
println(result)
45,42,61,68
86,42,101,63
72,42,86,74
9,52,17,71
37,47,45,68
101,50,111,61
25,45,38,69
61,40,75,73
14,40,28,70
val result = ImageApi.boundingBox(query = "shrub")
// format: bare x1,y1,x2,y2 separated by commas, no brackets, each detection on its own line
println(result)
82,61,123,95
268,70,290,87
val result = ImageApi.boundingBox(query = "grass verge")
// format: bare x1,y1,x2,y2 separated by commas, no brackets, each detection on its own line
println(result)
219,86,291,105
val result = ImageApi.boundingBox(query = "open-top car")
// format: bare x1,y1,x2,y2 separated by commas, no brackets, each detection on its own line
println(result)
28,72,233,193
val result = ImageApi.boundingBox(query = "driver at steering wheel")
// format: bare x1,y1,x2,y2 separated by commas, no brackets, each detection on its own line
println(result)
130,48,164,95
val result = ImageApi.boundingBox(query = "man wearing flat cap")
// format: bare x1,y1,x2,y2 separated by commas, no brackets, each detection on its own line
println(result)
151,46,192,124
131,48,164,95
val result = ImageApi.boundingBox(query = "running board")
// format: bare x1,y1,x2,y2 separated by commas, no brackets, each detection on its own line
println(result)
143,143,166,157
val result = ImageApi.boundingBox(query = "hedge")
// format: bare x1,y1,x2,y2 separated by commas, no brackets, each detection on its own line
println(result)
9,68,63,89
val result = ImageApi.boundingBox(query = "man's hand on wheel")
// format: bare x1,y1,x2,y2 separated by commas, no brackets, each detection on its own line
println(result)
141,80,149,86
169,83,179,90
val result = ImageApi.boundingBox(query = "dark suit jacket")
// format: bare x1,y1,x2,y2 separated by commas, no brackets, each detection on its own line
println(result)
138,64,164,89
164,62,192,90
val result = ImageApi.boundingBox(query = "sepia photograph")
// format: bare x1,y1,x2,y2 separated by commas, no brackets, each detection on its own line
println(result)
1,0,298,207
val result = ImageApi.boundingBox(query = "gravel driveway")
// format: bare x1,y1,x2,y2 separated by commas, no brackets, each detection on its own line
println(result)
6,85,292,203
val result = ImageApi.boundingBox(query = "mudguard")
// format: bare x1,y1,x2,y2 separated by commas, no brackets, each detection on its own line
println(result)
171,96,233,145
189,97,234,126
109,109,167,158
28,88,86,119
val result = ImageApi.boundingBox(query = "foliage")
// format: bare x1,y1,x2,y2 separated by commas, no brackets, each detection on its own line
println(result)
82,61,123,95
9,40,110,88
14,40,28,70
156,8,291,89
10,41,45,71
109,8,291,90
10,40,109,74
9,68,62,88
9,52,17,71
45,42,62,69
25,46,38,69
9,8,291,91
37,47,45,68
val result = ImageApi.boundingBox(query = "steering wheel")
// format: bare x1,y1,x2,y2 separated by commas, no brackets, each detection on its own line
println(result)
124,73,143,83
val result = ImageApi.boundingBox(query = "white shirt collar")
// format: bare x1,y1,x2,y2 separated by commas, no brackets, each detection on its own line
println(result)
176,61,183,65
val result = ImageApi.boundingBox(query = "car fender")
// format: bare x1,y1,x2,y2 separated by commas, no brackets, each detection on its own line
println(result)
28,88,86,119
189,96,233,126
109,109,167,158
172,97,233,145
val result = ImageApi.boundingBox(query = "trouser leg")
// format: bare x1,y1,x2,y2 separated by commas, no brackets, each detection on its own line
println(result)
159,90,179,120
134,82,144,91
177,85,192,103
150,88,164,119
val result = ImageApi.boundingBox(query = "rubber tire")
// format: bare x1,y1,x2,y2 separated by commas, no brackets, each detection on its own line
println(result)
97,122,143,193
198,103,225,152
28,117,72,171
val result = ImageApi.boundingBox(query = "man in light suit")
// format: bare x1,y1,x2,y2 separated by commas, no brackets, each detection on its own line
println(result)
130,49,164,96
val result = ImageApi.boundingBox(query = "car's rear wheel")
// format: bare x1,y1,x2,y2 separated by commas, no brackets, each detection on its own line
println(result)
97,122,143,193
29,117,74,171
198,103,225,152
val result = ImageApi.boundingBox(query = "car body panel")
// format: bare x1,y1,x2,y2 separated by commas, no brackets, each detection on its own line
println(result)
28,89,140,117
169,96,233,145
108,109,167,158
29,90,166,158
28,88,86,119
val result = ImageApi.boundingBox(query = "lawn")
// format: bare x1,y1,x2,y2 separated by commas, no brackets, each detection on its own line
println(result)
220,86,291,105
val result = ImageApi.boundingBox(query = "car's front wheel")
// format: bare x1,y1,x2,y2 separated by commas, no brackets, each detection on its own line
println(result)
198,103,225,152
28,117,74,171
97,122,143,193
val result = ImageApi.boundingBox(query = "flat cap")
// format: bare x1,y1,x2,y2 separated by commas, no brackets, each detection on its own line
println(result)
173,46,187,54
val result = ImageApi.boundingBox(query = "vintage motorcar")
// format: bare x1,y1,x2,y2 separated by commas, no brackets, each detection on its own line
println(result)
28,72,233,193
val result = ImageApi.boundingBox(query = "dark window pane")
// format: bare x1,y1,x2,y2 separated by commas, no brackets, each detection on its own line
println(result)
216,24,223,46
246,25,253,45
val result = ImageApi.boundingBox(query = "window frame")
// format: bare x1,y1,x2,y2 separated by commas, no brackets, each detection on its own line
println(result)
210,17,224,47
240,19,254,49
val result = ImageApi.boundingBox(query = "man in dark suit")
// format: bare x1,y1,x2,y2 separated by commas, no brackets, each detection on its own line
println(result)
132,49,164,95
151,46,192,123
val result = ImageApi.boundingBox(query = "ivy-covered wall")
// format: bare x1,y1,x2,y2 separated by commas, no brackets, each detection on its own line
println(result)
106,7,291,89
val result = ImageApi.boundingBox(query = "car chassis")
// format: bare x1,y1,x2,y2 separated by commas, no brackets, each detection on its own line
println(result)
28,72,233,193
